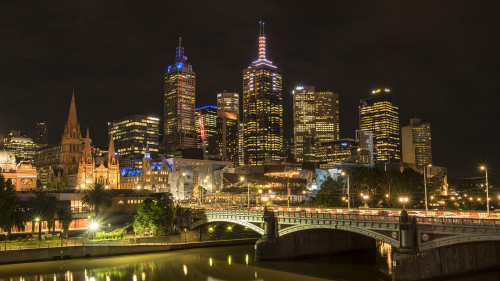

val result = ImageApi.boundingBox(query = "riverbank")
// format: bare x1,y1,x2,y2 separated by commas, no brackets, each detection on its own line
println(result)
0,238,258,265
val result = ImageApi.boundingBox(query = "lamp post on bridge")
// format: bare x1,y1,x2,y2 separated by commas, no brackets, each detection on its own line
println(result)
423,164,432,212
480,166,489,217
240,176,249,208
341,171,350,211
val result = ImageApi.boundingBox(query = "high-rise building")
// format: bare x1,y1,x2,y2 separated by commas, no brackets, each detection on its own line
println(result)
35,120,48,146
163,37,196,152
195,105,218,156
359,88,401,163
2,131,37,163
356,130,374,163
217,91,239,116
402,117,432,166
217,112,239,164
242,22,283,165
318,139,359,169
108,115,160,159
293,86,340,163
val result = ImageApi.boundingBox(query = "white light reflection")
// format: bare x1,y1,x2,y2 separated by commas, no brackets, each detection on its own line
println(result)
245,254,249,265
183,264,188,275
209,257,213,267
228,255,232,265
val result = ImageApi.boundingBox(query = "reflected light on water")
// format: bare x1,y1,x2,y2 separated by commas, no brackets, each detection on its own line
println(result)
142,272,146,281
245,254,249,266
377,241,393,274
183,264,188,276
132,274,137,281
209,258,213,267
228,255,232,265
89,277,95,281
53,273,56,281
106,275,110,281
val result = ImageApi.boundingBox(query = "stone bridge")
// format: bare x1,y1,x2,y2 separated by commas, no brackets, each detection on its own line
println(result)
181,208,500,280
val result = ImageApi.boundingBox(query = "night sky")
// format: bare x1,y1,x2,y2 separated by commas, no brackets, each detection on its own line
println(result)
1,1,499,178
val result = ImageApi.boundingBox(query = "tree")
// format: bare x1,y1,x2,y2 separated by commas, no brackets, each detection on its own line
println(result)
57,207,73,239
134,193,176,236
48,180,66,191
0,175,24,240
81,183,113,218
29,191,58,239
316,177,345,207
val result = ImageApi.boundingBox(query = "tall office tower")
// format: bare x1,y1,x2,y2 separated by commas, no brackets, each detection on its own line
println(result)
60,93,82,177
359,88,401,163
217,112,239,164
35,120,48,146
163,37,196,152
108,115,160,159
238,123,245,166
242,22,283,165
356,130,374,163
217,91,239,116
293,86,339,163
195,106,218,155
402,117,432,166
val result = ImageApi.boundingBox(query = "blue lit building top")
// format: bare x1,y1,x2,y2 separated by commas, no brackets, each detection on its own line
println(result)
195,105,217,111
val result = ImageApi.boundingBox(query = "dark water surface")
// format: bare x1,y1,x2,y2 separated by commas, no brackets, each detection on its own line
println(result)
0,244,499,281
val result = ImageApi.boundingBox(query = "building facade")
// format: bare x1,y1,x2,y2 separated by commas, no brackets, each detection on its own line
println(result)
77,130,120,188
359,89,401,163
292,86,339,163
195,105,218,156
217,91,239,116
60,93,83,186
163,38,196,152
108,115,160,159
120,151,169,192
242,23,283,165
402,117,432,166
317,139,359,169
0,148,37,191
35,120,48,146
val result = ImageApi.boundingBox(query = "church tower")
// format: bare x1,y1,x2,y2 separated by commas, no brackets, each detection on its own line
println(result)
107,135,120,188
60,93,82,186
77,128,95,187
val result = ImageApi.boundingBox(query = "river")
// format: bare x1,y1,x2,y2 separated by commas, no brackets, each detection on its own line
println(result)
0,244,499,281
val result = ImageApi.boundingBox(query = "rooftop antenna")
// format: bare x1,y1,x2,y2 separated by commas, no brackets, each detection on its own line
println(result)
258,21,266,60
175,36,185,62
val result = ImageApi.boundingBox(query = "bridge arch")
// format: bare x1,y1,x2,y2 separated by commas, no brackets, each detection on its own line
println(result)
190,218,265,235
278,224,400,248
419,234,500,251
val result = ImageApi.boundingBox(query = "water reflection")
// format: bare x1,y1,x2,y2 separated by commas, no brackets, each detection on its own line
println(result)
0,245,499,281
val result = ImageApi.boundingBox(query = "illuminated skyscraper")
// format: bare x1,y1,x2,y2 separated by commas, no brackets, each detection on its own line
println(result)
293,86,339,163
195,105,218,156
108,115,160,159
217,112,239,164
402,117,432,166
35,120,48,146
163,37,196,152
242,22,283,165
359,89,401,163
217,91,239,116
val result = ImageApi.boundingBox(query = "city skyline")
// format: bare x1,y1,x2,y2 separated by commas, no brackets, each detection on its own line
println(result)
1,1,499,177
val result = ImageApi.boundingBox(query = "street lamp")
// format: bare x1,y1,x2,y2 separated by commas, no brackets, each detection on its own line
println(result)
240,176,249,208
480,166,490,216
423,164,432,212
89,221,99,239
399,197,409,210
341,171,350,210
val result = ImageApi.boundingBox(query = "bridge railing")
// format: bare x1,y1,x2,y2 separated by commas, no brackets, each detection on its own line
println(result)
415,216,500,226
275,212,401,222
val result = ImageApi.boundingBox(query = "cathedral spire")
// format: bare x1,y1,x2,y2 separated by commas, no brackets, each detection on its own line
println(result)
81,128,93,164
108,134,116,165
63,91,81,138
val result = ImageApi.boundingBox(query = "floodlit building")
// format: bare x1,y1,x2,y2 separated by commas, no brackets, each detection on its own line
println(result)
243,22,283,165
402,117,432,166
108,115,160,159
119,148,169,192
359,89,401,163
0,148,37,191
163,37,196,152
318,139,359,169
292,86,339,163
